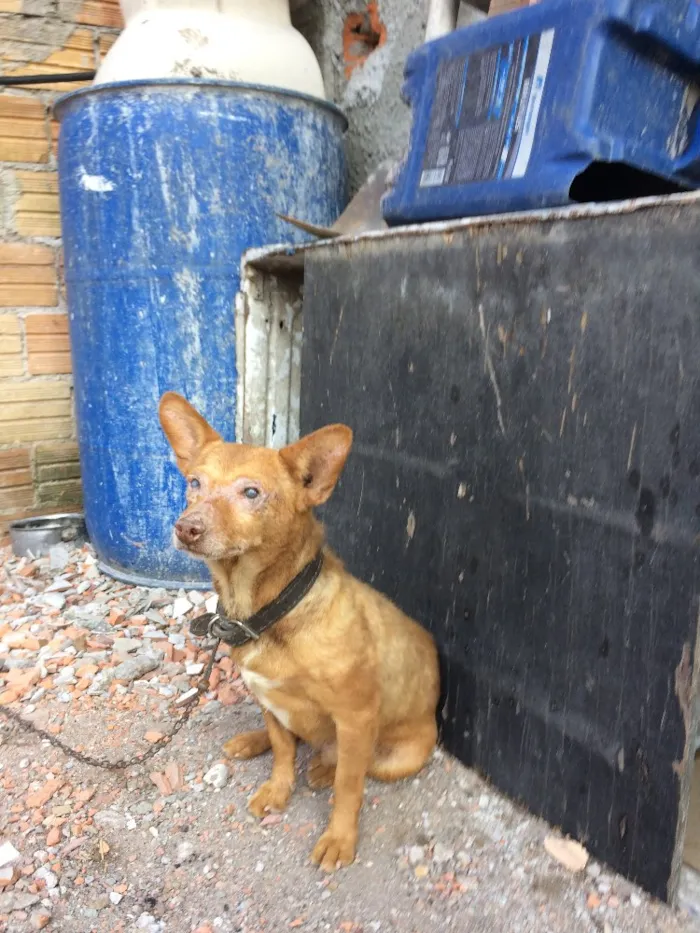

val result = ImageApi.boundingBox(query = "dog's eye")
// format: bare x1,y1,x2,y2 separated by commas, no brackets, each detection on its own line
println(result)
189,477,200,490
243,487,259,500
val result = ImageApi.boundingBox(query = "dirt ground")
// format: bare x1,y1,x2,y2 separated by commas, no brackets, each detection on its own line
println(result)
1,544,699,933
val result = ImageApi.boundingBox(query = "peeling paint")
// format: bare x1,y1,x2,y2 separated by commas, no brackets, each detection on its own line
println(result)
675,641,692,741
79,168,115,192
406,509,416,541
478,303,506,437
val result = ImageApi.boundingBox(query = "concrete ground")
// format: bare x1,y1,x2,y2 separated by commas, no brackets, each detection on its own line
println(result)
1,544,699,933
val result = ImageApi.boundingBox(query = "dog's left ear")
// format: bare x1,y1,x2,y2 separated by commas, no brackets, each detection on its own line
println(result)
280,424,353,508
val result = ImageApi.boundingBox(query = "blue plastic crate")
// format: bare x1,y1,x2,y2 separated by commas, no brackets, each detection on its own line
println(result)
382,0,700,224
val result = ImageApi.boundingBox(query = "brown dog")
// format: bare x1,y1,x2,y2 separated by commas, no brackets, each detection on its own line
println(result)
159,392,440,871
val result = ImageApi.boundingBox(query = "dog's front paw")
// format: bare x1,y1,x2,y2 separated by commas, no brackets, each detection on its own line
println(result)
248,780,293,817
310,829,356,872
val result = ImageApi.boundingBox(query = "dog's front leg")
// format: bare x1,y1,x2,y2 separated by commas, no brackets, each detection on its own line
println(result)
248,711,297,816
311,714,376,872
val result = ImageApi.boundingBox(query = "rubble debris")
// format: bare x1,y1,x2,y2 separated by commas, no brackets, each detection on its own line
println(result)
0,541,687,933
544,835,589,873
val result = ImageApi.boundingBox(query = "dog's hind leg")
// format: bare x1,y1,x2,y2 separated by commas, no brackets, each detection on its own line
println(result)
307,743,337,789
223,729,271,759
369,717,437,783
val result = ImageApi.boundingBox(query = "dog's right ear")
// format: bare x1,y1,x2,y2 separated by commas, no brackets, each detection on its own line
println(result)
159,392,221,472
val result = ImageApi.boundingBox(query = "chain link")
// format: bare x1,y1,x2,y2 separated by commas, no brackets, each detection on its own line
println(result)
0,638,221,771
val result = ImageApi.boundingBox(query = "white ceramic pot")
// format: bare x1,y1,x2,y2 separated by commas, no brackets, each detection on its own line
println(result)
94,0,325,99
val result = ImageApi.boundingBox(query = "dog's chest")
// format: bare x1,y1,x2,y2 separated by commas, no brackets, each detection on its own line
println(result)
239,662,292,729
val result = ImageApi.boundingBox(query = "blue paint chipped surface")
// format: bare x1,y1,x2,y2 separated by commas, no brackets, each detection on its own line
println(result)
56,80,347,586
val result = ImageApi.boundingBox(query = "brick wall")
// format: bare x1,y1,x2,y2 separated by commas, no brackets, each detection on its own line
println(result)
0,0,122,544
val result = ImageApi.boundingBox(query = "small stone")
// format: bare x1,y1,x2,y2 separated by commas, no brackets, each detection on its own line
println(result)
109,891,123,905
54,666,76,687
45,829,60,848
113,638,143,660
197,700,221,718
93,810,127,830
147,589,170,608
112,655,159,685
149,771,173,796
414,865,429,879
0,865,17,888
630,893,641,908
407,846,424,866
603,924,613,933
34,867,58,890
135,912,164,931
87,670,115,696
0,891,39,911
432,843,454,865
586,862,601,879
189,591,205,606
608,895,620,908
30,908,52,930
176,687,199,706
203,763,228,790
587,892,601,910
205,595,218,614
49,544,71,570
78,616,111,633
260,814,282,827
164,761,184,792
172,597,193,618
478,794,490,809
176,841,196,863
40,593,65,611
26,778,63,809
88,894,110,910
543,835,588,873
144,731,164,744
0,842,21,868
186,663,204,676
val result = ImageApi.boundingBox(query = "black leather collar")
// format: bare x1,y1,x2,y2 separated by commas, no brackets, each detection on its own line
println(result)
189,552,324,647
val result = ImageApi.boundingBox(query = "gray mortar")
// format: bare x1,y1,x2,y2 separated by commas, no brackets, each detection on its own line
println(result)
293,1,487,194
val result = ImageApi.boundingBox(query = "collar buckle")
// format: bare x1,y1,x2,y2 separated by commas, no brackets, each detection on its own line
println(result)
211,615,260,642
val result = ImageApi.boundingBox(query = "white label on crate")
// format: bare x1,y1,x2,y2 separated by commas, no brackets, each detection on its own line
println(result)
420,168,447,187
420,28,556,188
511,29,554,178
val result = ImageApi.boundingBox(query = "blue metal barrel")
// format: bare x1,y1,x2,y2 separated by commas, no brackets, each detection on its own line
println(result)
56,80,347,588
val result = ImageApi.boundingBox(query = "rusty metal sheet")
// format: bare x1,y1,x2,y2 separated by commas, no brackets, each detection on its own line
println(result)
297,195,700,901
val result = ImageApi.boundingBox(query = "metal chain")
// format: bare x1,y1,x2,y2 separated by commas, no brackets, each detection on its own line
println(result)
0,638,221,771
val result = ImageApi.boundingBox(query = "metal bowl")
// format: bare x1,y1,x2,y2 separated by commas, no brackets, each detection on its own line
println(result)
9,513,88,559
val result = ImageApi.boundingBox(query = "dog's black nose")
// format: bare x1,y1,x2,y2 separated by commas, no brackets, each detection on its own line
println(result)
175,515,205,544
